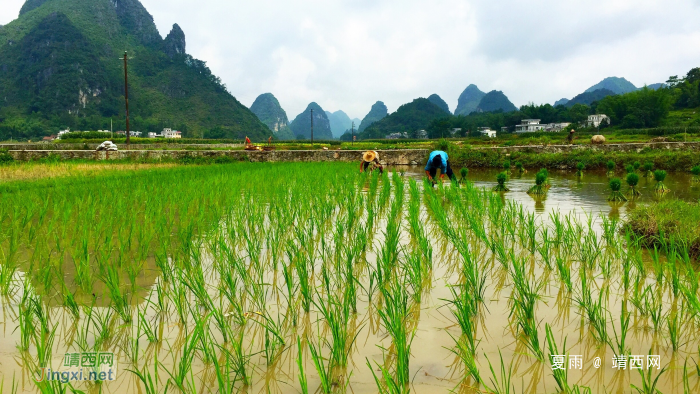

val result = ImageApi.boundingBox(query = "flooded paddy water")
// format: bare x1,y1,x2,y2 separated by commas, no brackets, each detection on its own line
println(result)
0,162,699,394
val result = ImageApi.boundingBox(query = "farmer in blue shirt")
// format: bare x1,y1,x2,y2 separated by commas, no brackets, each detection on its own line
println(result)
425,150,455,181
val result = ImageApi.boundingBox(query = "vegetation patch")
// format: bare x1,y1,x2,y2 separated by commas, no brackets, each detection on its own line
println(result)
624,199,700,258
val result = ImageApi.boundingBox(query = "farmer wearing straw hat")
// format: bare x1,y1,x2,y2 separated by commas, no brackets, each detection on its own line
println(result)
360,150,384,174
425,150,455,181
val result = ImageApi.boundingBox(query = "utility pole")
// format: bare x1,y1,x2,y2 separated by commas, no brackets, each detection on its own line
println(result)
123,51,131,148
351,121,355,146
310,108,314,143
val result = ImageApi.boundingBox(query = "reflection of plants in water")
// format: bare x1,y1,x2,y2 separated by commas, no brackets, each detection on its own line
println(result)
690,165,700,182
606,160,616,176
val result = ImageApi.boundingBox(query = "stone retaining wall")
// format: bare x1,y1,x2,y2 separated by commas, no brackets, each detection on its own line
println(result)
7,141,700,163
8,149,430,165
1,143,243,150
474,141,700,154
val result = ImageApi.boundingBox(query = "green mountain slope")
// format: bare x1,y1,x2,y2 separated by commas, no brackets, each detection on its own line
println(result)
454,84,485,116
476,90,517,113
250,93,294,140
289,102,333,140
0,0,271,141
585,77,637,95
358,101,388,132
566,88,616,107
428,94,450,114
359,98,448,139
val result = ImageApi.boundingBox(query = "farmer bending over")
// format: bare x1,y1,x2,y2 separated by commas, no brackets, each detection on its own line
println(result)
425,150,455,181
360,151,384,174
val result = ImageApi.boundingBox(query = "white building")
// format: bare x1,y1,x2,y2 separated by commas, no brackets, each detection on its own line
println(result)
415,130,428,139
477,127,497,138
544,122,571,132
57,129,70,139
162,128,182,139
587,114,610,128
515,119,545,133
148,132,159,138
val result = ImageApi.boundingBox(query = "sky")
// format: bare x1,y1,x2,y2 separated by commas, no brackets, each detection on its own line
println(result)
2,0,700,120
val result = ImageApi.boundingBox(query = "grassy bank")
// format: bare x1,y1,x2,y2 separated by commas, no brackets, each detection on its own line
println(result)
450,146,700,171
624,199,700,259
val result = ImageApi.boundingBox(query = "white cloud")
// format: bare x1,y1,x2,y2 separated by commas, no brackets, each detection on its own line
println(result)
2,0,700,119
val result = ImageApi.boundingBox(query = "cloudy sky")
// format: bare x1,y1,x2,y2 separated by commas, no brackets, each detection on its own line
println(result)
3,0,700,119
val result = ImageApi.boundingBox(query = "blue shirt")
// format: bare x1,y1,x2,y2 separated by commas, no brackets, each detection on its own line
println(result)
425,151,448,172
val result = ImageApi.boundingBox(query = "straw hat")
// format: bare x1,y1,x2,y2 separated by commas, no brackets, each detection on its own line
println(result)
362,151,378,162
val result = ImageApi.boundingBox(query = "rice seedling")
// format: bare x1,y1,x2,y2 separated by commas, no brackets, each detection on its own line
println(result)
527,170,548,196
625,164,635,174
483,350,515,394
307,332,334,394
653,170,670,193
633,161,641,172
607,178,627,202
492,172,510,192
459,167,469,183
314,291,361,368
609,306,631,356
575,162,585,178
296,337,309,394
642,162,654,178
377,279,416,386
545,324,569,393
606,160,616,176
626,172,641,198
515,161,525,174
630,351,667,394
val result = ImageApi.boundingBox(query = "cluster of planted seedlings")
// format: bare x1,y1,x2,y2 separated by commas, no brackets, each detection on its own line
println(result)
608,178,628,202
575,162,585,178
626,172,641,198
492,172,510,192
1,160,699,394
654,170,670,193
527,168,549,196
691,165,700,182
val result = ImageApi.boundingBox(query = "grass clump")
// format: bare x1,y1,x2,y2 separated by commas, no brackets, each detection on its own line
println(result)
492,172,510,192
653,170,670,193
607,178,628,202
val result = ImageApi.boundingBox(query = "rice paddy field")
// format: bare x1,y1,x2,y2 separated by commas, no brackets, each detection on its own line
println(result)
1,162,700,394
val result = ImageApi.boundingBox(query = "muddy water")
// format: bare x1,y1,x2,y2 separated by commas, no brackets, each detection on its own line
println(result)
399,166,700,219
1,170,699,394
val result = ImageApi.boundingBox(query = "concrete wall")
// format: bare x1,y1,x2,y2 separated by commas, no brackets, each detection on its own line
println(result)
8,149,430,165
